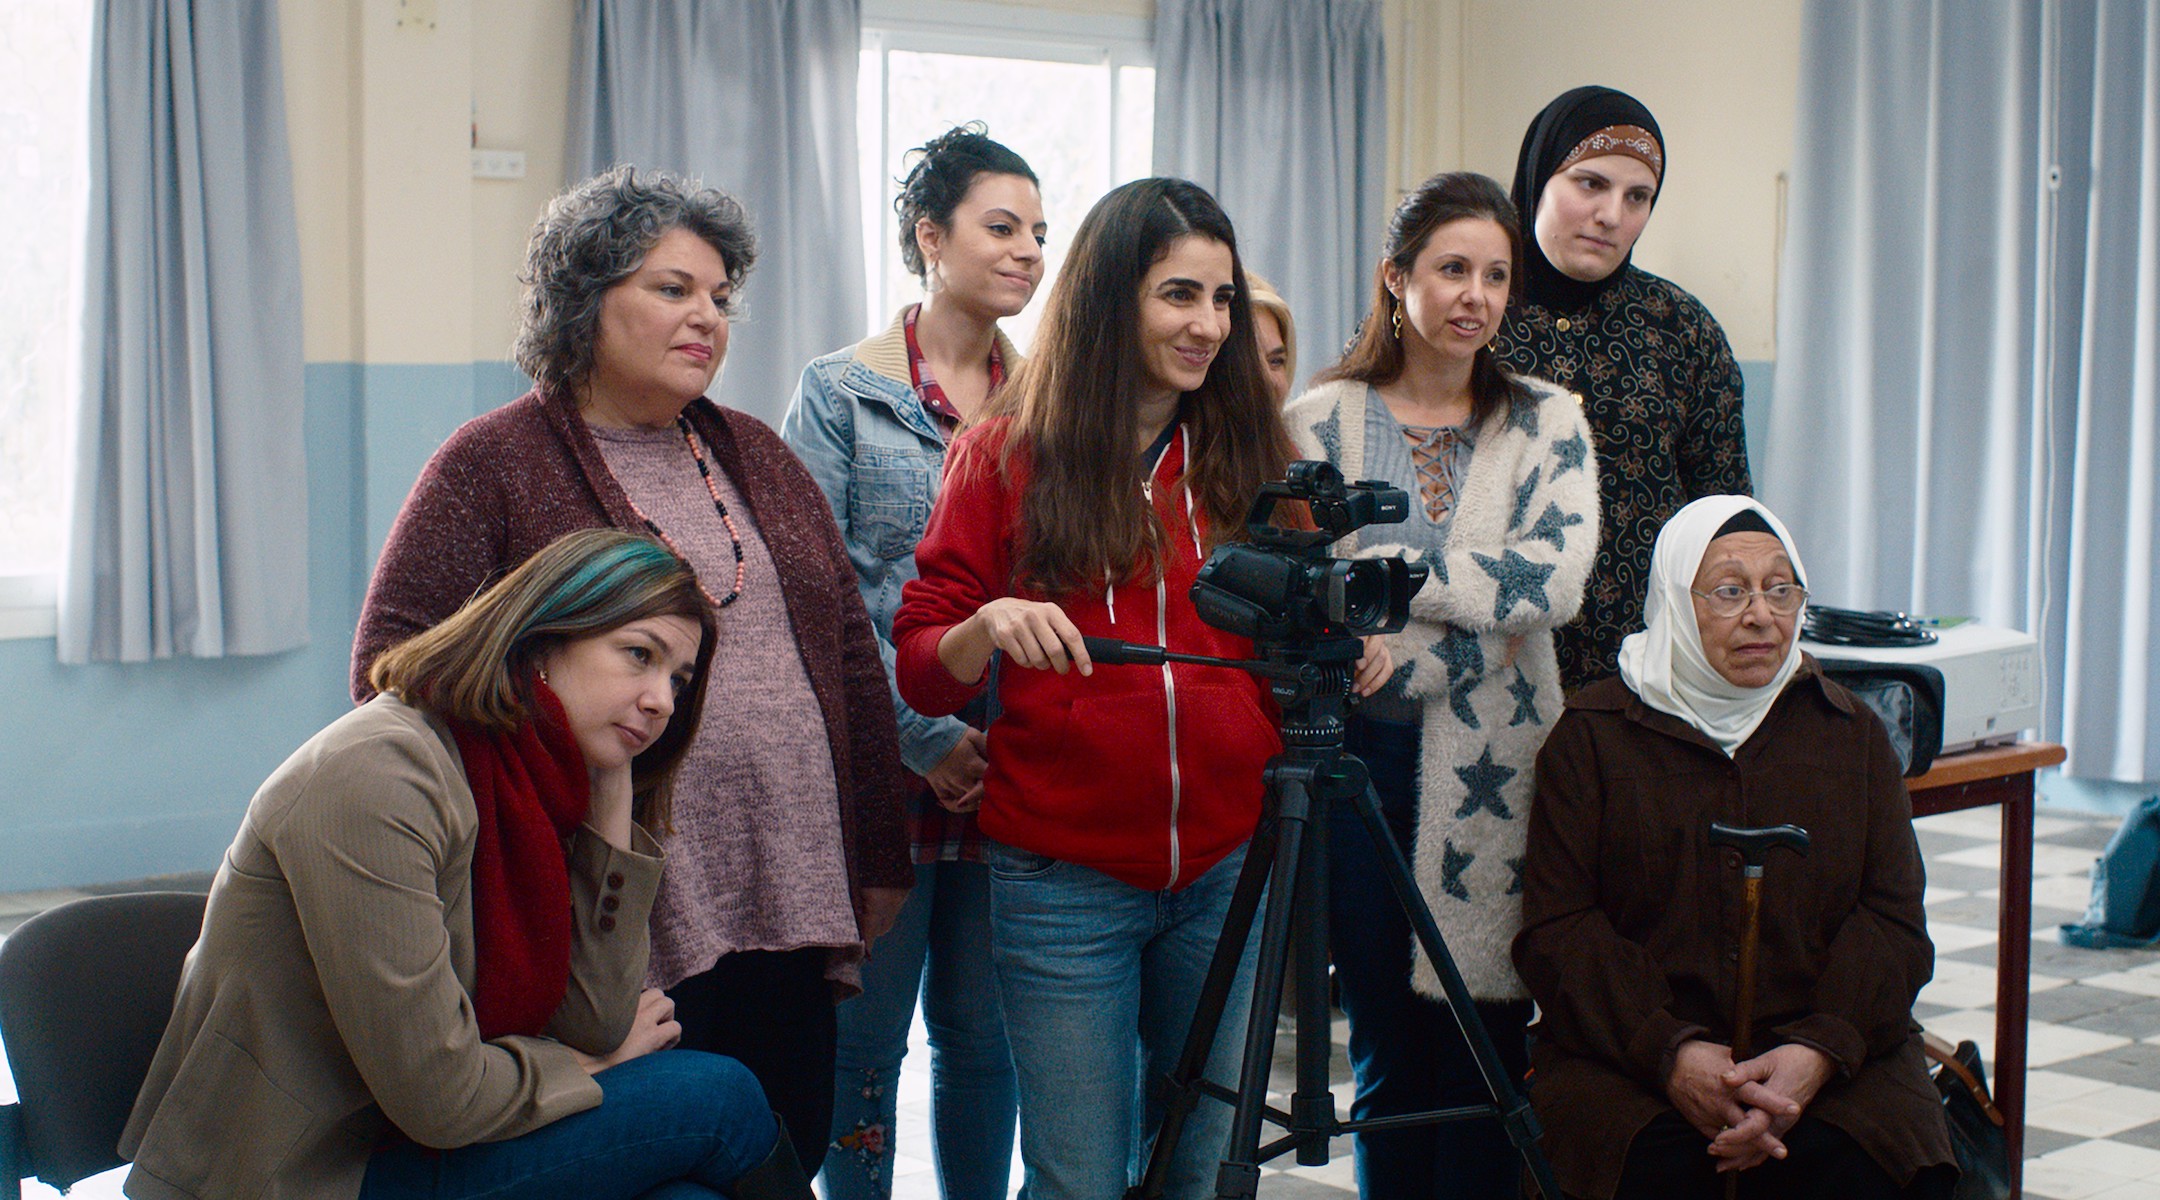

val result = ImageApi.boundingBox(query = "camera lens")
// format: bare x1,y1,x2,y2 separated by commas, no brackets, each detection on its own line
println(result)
1328,561,1385,632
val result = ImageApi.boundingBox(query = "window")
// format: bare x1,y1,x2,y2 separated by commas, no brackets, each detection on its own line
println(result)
0,0,92,637
859,0,1154,350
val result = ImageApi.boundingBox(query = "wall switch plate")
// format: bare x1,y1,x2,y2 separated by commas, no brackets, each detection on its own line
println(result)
396,0,437,30
471,149,527,180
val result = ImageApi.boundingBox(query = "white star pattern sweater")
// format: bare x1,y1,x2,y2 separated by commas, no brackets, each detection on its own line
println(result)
1286,376,1598,1001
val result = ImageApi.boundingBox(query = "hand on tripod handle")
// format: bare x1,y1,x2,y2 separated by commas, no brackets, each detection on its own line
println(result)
940,597,1092,680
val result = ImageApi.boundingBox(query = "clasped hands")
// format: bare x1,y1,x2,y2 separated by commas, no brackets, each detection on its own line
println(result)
1666,1039,1836,1173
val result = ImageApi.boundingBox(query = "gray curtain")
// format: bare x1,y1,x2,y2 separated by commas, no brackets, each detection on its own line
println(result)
60,0,309,663
568,0,866,430
1151,0,1385,394
2049,0,2160,779
1764,0,2160,780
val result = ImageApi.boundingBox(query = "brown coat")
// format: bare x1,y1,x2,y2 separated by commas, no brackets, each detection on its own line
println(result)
120,696,664,1200
1512,659,1953,1198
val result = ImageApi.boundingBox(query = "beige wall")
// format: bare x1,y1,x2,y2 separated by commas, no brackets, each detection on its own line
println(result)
281,0,1796,366
282,0,574,365
1390,0,1801,360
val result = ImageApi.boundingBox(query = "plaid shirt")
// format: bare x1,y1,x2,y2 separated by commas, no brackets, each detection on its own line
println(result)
901,304,1004,862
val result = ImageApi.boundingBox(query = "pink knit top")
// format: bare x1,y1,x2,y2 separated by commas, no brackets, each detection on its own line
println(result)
591,423,860,988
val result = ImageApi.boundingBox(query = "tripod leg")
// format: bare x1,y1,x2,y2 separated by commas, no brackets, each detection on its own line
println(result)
1131,812,1281,1200
1212,781,1318,1198
1292,796,1335,1167
1349,784,1564,1200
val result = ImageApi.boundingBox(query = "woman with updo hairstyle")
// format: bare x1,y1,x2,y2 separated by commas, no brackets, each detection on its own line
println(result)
355,167,912,1179
782,123,1043,1200
1493,85,1752,694
1285,171,1597,1199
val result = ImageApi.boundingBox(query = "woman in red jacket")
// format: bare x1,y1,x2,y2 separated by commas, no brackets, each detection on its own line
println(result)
893,176,1385,1200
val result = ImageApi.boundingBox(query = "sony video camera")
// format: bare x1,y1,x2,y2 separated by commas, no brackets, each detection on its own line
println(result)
1192,461,1428,647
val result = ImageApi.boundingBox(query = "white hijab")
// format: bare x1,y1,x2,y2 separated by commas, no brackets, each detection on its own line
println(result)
1616,495,1807,756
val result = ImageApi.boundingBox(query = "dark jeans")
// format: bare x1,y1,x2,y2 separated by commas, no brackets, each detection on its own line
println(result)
1603,1110,1957,1200
359,1050,776,1199
668,947,839,1179
1328,715,1534,1200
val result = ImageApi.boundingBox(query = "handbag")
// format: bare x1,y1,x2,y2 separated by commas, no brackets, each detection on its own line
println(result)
1923,1031,2011,1200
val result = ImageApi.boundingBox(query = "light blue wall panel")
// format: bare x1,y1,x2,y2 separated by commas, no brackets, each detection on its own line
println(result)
0,361,509,890
1740,358,1773,484
0,364,365,888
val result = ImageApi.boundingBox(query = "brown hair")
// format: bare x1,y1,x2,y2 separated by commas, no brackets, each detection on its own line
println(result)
980,177,1294,594
1317,171,1530,430
369,529,717,829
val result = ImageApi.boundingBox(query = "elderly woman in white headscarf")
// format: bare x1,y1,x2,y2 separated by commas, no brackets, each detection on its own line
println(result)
1511,496,1955,1200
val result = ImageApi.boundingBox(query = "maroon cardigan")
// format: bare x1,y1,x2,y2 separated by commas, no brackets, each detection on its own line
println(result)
352,390,913,902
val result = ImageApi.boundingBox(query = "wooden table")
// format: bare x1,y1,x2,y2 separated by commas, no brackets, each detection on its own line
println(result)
1907,740,2066,1200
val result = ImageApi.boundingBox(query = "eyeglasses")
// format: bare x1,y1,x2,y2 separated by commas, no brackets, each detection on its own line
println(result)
1690,583,1809,618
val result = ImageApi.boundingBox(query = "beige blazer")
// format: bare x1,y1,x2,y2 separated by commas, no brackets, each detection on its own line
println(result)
120,694,664,1200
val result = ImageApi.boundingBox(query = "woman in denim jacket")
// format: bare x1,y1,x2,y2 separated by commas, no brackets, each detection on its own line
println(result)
781,125,1043,1200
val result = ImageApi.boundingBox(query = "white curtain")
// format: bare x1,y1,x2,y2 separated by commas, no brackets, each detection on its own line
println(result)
1151,0,1385,393
567,0,866,431
60,0,309,663
1764,0,2160,780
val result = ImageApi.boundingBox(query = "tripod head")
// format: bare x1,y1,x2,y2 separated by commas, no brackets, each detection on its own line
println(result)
1081,634,1365,752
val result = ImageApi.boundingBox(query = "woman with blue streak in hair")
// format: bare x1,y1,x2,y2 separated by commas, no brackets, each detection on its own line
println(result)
125,530,815,1200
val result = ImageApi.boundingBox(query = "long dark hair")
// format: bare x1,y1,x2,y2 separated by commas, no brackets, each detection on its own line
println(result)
981,177,1293,594
1317,172,1529,431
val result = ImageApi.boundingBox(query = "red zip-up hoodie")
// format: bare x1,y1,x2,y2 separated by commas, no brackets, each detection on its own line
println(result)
893,418,1280,890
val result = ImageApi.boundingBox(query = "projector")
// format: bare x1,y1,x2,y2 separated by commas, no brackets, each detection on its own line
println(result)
1803,623,2042,775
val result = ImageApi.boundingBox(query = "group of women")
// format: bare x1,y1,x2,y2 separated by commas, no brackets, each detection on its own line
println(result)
118,83,1955,1200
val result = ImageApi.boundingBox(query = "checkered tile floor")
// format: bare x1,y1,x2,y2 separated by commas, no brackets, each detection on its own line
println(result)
5,809,2156,1199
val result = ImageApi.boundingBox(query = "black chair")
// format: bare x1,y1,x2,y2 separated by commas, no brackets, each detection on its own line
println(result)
0,892,206,1199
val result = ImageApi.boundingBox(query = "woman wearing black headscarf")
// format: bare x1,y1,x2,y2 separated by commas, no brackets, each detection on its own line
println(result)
1493,85,1753,694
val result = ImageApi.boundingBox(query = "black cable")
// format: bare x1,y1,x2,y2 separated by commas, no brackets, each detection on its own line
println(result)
1802,605,1938,648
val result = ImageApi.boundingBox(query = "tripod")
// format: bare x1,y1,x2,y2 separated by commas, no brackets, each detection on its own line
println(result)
1097,635,1561,1200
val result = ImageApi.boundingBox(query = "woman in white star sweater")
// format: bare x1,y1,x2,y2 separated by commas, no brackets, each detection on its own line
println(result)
1283,172,1597,1200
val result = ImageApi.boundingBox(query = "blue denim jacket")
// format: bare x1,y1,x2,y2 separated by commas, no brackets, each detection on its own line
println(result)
781,309,1016,776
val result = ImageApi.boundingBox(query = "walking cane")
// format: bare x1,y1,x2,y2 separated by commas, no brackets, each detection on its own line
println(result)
1707,821,1810,1198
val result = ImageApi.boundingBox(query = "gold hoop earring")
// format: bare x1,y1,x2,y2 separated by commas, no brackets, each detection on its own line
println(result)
1390,301,1402,340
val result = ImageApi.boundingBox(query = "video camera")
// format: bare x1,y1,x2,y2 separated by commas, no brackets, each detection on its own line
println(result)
1191,461,1428,647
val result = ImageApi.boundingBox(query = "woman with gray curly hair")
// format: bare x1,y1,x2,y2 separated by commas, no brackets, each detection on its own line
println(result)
353,166,912,1177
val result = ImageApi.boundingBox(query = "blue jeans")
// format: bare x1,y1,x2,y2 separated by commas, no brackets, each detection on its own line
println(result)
986,840,1259,1200
358,1049,778,1199
1329,716,1532,1200
824,859,1016,1200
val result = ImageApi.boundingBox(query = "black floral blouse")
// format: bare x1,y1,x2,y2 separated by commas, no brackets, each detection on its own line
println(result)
1494,264,1752,692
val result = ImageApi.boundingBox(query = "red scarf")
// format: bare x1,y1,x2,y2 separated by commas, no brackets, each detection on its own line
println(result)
449,682,591,1040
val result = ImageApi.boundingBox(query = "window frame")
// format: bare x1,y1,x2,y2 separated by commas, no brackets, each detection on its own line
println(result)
0,0,93,642
0,571,59,640
858,0,1155,337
